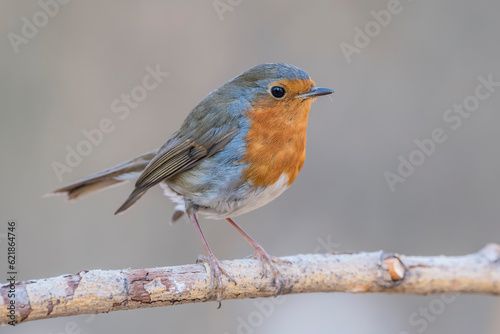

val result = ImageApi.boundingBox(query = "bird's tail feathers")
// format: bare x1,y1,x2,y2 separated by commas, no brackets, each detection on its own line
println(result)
46,149,158,201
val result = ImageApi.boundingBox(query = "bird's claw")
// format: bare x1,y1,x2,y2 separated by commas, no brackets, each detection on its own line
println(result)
249,246,290,296
196,254,236,307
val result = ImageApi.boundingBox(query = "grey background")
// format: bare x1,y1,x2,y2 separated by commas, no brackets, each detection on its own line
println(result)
1,0,499,333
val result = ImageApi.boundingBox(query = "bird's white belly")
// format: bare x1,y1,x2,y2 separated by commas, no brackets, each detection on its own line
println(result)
161,173,290,219
217,173,290,218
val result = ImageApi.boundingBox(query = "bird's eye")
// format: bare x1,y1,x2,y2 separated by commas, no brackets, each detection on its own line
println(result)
270,86,286,98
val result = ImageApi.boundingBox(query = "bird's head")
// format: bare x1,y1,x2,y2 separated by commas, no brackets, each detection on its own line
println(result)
227,63,333,113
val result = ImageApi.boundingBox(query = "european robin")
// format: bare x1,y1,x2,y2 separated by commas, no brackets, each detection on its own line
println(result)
50,63,334,304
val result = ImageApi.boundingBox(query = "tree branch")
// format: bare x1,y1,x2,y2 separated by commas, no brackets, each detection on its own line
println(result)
2,244,499,325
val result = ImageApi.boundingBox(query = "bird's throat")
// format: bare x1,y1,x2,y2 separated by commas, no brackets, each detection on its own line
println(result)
241,100,311,188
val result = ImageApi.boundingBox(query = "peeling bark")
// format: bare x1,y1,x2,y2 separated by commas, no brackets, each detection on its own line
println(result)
1,244,499,325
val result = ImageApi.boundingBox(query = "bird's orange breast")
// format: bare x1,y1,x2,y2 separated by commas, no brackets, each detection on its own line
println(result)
241,87,313,188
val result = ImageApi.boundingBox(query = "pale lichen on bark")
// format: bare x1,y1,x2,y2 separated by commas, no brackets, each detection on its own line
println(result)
1,244,499,325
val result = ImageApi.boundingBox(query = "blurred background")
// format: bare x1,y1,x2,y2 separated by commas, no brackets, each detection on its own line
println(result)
1,0,499,333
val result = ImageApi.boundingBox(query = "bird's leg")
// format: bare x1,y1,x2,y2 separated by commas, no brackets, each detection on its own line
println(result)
225,218,289,295
189,212,235,306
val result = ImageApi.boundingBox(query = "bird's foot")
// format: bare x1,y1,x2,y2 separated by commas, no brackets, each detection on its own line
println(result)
197,254,236,307
249,245,290,296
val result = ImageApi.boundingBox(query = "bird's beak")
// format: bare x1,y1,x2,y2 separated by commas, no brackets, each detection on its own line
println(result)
296,87,334,99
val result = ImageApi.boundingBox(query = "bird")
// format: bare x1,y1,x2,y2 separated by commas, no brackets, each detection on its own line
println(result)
49,63,334,304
